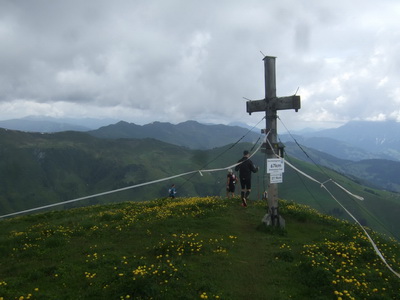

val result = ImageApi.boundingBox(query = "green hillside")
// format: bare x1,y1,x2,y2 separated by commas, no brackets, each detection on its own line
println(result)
0,197,399,299
1,128,400,241
284,141,400,193
276,156,400,241
0,129,217,213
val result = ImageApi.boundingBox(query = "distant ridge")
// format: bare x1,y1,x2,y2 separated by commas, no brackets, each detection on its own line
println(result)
2,117,400,160
284,142,400,192
0,116,118,132
88,120,260,149
280,120,400,161
0,118,89,132
304,120,400,154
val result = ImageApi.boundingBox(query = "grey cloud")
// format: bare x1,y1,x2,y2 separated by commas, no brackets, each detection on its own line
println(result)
0,0,400,129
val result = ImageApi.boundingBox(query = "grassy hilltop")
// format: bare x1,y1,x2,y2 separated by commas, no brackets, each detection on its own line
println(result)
0,197,399,300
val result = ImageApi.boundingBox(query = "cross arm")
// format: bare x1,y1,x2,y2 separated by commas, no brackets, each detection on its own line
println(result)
270,95,300,112
246,95,301,114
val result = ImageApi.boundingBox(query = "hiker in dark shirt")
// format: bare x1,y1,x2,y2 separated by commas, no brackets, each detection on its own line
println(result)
235,150,258,207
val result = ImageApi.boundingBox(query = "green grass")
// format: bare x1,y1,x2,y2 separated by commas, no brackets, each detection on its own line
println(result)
0,197,399,300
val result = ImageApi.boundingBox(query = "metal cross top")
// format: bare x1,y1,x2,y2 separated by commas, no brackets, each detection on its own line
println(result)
246,56,301,228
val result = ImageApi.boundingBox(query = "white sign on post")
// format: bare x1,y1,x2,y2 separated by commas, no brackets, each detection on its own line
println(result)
267,158,285,174
270,173,283,183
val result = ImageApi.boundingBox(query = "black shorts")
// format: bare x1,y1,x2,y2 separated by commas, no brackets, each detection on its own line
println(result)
227,184,235,193
240,177,252,190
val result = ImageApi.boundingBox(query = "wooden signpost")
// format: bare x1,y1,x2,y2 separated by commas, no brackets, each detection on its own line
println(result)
246,56,301,227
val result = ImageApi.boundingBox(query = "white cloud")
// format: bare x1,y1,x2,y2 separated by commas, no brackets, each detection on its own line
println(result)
0,0,399,130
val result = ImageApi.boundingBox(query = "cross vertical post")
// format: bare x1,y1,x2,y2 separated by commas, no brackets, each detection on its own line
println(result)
246,56,301,228
264,56,280,227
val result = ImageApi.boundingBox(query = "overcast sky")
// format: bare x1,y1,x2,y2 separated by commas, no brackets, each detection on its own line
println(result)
1,0,399,131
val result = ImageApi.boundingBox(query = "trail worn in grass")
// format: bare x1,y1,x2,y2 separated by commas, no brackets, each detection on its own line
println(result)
220,199,331,299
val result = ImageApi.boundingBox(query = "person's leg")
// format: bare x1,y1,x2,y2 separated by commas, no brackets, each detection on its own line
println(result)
247,179,252,198
241,191,245,204
227,185,232,199
240,178,246,201
243,179,252,205
240,179,248,206
240,190,247,206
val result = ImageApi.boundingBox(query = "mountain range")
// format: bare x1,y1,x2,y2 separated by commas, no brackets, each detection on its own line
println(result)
283,142,400,193
1,116,399,160
0,116,118,132
280,120,400,161
86,119,400,192
0,123,399,240
1,117,400,193
88,120,260,149
89,119,400,161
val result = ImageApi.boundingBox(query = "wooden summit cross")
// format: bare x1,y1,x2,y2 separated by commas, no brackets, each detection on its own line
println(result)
246,56,301,227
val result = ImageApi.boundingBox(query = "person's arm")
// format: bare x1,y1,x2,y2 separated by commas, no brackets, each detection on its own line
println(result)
250,160,259,173
235,158,243,172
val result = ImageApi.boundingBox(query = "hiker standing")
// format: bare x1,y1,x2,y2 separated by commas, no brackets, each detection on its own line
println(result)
235,150,258,207
226,169,236,199
169,184,177,198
